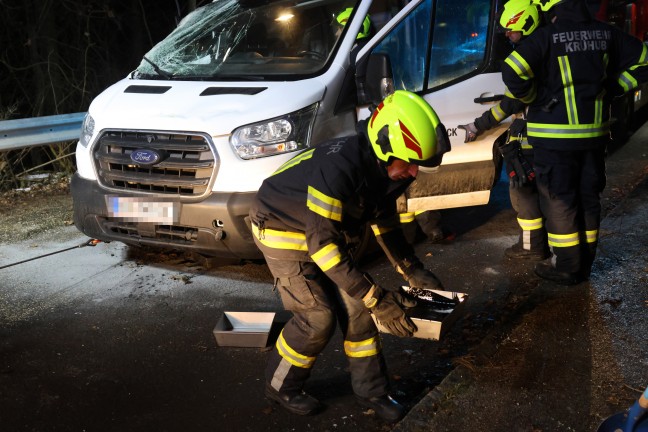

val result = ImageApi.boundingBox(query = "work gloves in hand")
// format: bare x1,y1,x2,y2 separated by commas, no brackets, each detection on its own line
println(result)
363,284,417,338
499,139,535,189
404,264,445,291
458,122,480,143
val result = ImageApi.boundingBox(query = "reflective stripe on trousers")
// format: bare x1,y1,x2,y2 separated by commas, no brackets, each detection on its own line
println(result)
263,257,389,398
533,146,606,274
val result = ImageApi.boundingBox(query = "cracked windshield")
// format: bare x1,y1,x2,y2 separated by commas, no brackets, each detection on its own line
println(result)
134,0,364,79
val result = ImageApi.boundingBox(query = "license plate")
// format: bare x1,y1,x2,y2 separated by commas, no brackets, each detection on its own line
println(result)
106,196,179,223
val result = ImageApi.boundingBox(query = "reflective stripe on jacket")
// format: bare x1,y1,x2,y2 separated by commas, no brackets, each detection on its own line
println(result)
249,134,415,299
502,7,648,150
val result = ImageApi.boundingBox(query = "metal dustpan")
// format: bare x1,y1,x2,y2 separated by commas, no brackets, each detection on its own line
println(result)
597,386,648,432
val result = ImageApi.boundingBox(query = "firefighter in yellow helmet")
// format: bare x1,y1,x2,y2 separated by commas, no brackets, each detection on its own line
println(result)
335,7,371,40
249,91,450,421
458,0,551,261
503,0,648,284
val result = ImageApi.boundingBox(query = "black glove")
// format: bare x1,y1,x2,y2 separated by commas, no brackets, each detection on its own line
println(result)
363,285,417,337
458,122,480,143
499,140,535,189
404,265,445,291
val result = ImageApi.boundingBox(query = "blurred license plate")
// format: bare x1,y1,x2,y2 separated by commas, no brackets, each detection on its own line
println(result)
106,197,179,223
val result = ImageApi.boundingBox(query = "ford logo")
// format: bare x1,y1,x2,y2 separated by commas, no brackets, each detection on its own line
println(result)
130,149,163,166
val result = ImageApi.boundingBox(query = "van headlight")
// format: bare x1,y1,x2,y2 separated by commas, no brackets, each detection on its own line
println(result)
78,113,95,148
230,104,317,160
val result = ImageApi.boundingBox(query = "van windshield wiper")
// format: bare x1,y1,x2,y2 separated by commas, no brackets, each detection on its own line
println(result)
142,56,173,79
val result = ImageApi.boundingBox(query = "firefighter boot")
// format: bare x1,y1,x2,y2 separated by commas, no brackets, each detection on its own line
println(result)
356,394,405,422
265,383,321,416
505,243,550,261
534,262,583,286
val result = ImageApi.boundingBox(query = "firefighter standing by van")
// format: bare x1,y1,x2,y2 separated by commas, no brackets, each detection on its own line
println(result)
502,0,648,284
460,0,550,261
249,91,450,421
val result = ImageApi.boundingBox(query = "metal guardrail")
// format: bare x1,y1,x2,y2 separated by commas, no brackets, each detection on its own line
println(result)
0,112,86,152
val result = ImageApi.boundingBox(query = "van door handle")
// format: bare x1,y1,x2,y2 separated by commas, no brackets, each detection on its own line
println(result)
474,94,504,103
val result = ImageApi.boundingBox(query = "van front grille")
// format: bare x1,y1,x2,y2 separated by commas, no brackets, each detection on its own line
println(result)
93,131,217,197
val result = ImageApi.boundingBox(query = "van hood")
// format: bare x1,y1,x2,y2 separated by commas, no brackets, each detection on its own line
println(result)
89,78,327,135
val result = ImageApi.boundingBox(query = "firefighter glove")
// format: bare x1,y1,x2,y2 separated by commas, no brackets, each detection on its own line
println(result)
363,285,417,337
499,140,535,189
405,266,445,291
458,122,480,143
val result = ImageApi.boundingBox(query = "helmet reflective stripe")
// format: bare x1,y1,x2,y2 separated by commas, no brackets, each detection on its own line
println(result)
499,0,540,35
366,90,442,167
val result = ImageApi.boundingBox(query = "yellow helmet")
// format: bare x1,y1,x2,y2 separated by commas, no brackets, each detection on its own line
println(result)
366,91,449,167
499,0,540,35
336,8,371,40
532,0,564,12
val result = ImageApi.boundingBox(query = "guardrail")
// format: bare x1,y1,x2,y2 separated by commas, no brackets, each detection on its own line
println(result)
0,112,86,152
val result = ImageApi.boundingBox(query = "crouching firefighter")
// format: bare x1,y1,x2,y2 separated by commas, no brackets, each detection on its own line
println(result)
249,91,450,422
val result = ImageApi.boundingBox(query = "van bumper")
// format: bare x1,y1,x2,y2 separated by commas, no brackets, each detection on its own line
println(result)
71,174,263,260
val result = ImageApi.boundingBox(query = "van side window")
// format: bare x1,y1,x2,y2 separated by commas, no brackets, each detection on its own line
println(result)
428,0,490,88
368,0,491,92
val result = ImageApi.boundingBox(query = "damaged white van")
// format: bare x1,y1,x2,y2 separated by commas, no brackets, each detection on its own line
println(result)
72,0,511,259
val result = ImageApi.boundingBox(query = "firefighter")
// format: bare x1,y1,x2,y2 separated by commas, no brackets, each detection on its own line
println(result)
249,91,450,421
502,0,648,284
459,0,550,261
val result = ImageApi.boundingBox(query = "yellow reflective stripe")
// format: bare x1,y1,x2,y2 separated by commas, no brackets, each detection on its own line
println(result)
517,217,543,231
595,92,604,125
527,122,609,138
585,229,598,243
276,331,316,368
619,70,638,93
371,223,393,236
307,186,343,222
558,56,578,125
272,149,314,176
504,87,515,98
344,336,380,358
520,85,537,104
617,45,648,92
311,242,342,271
520,141,533,150
548,232,580,247
491,103,507,122
399,212,416,224
505,51,534,80
251,224,308,251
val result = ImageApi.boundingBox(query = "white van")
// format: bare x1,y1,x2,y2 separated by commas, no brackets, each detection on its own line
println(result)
72,0,511,260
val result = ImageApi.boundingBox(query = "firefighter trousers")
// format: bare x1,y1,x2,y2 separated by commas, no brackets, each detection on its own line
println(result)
533,146,606,276
509,149,547,252
263,256,389,399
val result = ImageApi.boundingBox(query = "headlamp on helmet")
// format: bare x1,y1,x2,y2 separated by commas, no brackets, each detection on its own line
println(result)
366,91,450,168
499,0,540,35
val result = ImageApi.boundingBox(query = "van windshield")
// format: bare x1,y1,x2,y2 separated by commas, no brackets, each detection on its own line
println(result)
134,0,362,80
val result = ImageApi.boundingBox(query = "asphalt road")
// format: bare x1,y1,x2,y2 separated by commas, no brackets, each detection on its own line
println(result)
1,124,646,431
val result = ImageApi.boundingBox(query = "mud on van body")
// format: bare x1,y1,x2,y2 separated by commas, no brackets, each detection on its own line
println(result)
72,0,511,259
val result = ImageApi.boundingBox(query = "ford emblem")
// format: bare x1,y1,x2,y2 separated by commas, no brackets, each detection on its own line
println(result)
130,148,162,166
